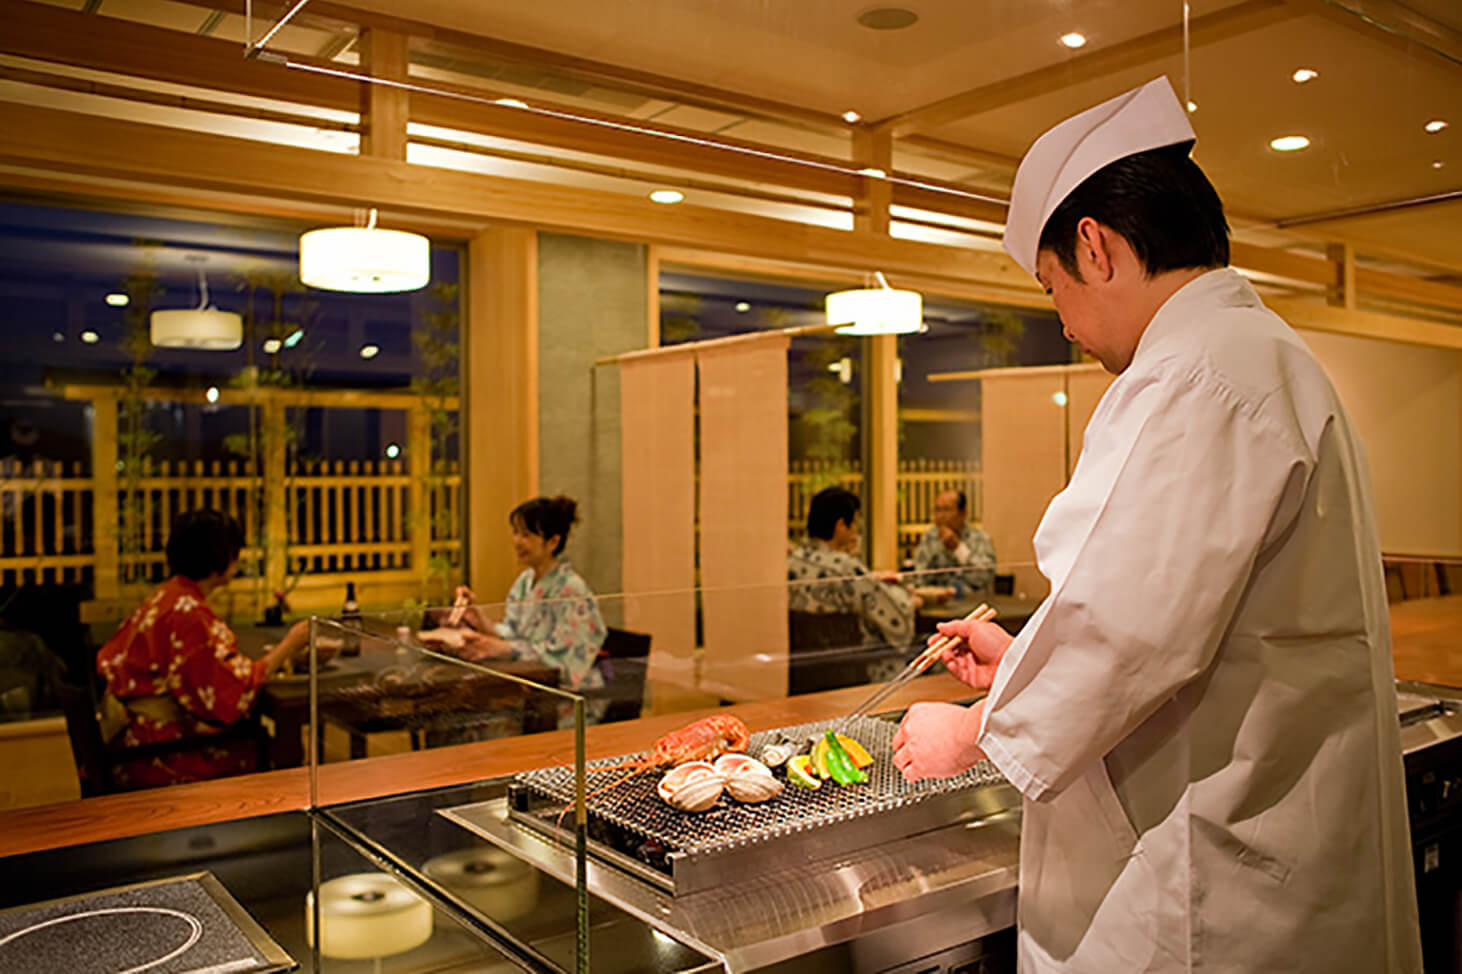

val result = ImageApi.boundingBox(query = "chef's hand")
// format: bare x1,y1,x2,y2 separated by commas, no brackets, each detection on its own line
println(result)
932,617,1012,690
893,701,986,782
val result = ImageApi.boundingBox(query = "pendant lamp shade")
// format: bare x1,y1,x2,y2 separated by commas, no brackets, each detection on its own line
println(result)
299,210,429,293
826,272,924,336
149,257,242,350
151,309,243,350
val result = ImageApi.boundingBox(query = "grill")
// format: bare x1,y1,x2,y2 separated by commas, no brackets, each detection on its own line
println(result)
508,715,1009,894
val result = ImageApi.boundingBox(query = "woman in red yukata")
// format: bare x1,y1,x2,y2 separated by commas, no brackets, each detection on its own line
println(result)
96,509,314,787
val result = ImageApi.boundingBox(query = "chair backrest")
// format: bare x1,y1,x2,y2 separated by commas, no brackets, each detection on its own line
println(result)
598,627,651,723
49,675,114,798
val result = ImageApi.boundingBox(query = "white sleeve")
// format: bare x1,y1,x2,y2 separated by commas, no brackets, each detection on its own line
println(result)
978,368,1308,801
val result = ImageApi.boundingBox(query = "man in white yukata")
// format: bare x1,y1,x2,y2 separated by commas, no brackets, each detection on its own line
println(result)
892,77,1421,973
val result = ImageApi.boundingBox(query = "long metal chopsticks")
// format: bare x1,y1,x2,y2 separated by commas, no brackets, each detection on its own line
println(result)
832,602,998,734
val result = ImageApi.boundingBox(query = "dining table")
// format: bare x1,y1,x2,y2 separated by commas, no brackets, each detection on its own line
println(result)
233,625,559,769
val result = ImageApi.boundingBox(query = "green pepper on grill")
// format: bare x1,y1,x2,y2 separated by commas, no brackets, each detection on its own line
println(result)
823,730,868,784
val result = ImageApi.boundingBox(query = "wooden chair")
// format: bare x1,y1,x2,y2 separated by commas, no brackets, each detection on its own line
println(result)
596,627,651,723
51,675,268,796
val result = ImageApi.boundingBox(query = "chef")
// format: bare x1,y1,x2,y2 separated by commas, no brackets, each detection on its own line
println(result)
892,77,1421,972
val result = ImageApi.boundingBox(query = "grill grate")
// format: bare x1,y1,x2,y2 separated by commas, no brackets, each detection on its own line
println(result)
513,716,1005,857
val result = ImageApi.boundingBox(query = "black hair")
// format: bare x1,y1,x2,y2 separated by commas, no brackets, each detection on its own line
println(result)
1038,142,1230,280
510,495,578,555
166,509,244,581
941,489,968,513
807,486,860,541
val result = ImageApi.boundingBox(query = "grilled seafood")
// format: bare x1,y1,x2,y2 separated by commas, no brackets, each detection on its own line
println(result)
557,715,751,827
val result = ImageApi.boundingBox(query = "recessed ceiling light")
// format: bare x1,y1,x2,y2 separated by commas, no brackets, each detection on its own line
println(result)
842,110,862,124
262,338,283,354
1052,391,1069,406
205,386,220,404
105,293,129,307
80,330,100,344
359,343,380,359
1186,101,1197,113
857,7,918,30
1434,160,1446,170
385,442,401,459
734,301,750,313
1425,119,1448,133
1269,135,1311,152
1060,32,1087,49
649,189,684,204
494,98,528,109
51,331,64,343
858,167,888,179
1292,68,1319,83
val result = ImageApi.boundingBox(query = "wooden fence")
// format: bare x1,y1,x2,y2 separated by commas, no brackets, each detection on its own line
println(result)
0,457,462,605
789,458,982,562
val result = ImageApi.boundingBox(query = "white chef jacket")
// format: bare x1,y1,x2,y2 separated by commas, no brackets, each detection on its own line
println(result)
978,268,1421,973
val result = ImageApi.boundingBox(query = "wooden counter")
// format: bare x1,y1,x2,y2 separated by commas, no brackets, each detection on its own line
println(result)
0,674,978,858
1391,595,1462,688
11,595,1462,862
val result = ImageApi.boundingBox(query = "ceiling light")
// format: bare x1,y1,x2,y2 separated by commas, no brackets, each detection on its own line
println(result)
649,189,684,204
299,208,430,293
858,167,888,179
1060,32,1087,49
359,343,380,359
734,301,750,313
105,293,129,307
1425,119,1448,134
385,443,401,459
842,110,862,124
283,328,305,349
1269,135,1311,152
494,98,529,109
1434,160,1446,170
826,272,924,336
151,256,243,350
262,338,283,355
51,332,64,343
1186,101,1197,113
1052,391,1069,406
80,330,100,344
857,7,918,30
205,386,220,404
1292,68,1319,83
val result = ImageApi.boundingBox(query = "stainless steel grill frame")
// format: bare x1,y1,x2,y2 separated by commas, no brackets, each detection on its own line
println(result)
506,715,1008,894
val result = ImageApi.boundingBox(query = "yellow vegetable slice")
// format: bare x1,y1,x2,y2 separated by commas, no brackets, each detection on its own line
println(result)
787,754,821,789
835,734,873,769
811,738,832,779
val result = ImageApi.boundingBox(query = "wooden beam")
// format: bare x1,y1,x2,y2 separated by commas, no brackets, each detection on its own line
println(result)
0,102,1038,292
165,0,849,132
880,0,1293,137
357,28,408,160
0,0,357,112
465,227,538,601
853,128,892,234
659,247,1055,311
1328,242,1357,310
1269,297,1462,349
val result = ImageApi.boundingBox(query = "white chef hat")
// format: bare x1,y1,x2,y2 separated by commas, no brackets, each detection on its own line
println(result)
1002,77,1196,276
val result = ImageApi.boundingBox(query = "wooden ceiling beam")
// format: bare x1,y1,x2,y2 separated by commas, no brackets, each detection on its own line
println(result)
0,0,357,111
164,0,849,131
878,0,1295,137
0,102,1039,293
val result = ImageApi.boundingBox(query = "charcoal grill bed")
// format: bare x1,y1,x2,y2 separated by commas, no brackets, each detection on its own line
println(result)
504,715,1007,895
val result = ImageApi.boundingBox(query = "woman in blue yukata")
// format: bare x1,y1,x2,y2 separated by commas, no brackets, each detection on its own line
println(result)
450,496,608,708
